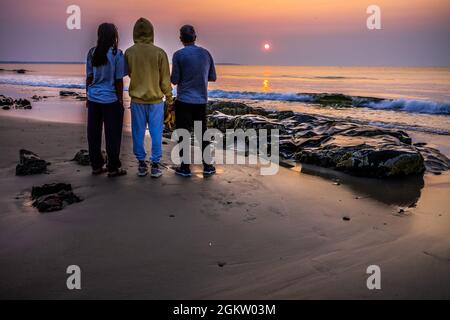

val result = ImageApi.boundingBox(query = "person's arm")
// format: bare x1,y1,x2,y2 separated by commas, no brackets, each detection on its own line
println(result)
171,53,180,85
85,48,94,108
115,50,126,105
124,49,131,76
208,51,217,82
115,79,124,105
160,51,174,105
86,76,93,88
85,76,93,108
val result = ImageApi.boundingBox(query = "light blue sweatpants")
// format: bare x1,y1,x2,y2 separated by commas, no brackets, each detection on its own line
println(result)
130,102,164,163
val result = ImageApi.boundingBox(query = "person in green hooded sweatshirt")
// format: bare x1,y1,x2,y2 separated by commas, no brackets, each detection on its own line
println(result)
125,18,174,178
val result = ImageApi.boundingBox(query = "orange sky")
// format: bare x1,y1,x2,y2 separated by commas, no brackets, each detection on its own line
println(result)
1,0,449,65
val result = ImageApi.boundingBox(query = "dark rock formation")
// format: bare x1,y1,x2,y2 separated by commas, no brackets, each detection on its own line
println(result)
1,95,32,109
208,101,259,116
298,93,385,108
414,143,450,174
31,95,48,101
0,95,14,106
206,101,449,178
31,183,72,199
60,90,80,97
72,149,107,166
31,183,82,213
16,149,49,176
14,98,32,109
59,91,86,101
32,191,82,213
0,69,28,74
72,149,90,166
311,93,354,107
295,136,425,178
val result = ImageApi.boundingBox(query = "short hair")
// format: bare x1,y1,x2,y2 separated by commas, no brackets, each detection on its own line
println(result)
180,25,196,43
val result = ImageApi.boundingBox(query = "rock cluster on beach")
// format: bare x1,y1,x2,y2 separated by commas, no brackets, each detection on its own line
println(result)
72,149,91,166
207,101,450,178
0,95,32,110
305,93,385,108
72,149,107,166
59,90,87,101
14,149,83,212
31,95,48,101
0,68,27,74
15,149,49,176
31,183,82,213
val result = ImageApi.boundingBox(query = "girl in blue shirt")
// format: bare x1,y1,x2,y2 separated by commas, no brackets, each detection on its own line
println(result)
86,23,127,177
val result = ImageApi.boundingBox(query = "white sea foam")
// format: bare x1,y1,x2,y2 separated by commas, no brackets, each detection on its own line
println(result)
209,89,315,102
360,98,450,115
0,77,84,89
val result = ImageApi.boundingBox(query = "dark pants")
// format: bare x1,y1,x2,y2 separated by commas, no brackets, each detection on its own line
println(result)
87,100,124,172
175,100,210,167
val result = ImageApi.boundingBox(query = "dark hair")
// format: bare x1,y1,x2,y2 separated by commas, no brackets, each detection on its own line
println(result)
180,25,196,43
92,23,118,67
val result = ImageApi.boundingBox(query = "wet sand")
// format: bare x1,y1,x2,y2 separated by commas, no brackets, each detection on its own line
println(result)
0,115,449,299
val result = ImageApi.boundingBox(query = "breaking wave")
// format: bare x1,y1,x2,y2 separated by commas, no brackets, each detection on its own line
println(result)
209,89,450,115
1,78,449,115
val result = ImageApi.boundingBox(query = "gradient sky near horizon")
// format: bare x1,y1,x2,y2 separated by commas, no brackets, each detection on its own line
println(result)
0,0,450,66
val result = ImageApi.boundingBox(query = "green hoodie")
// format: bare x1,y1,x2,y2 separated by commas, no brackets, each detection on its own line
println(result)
125,18,173,104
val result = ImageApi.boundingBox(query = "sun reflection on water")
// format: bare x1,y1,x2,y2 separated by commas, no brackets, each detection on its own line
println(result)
262,79,270,91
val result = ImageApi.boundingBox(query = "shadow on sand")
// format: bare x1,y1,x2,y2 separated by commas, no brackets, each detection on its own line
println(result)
298,163,425,207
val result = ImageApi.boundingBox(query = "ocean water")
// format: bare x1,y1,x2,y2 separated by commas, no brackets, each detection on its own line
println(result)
1,63,450,138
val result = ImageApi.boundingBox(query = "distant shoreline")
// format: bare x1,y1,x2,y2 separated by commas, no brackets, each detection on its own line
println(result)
0,61,85,65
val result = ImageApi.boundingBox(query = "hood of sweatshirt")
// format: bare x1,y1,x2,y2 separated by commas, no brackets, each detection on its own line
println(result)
133,18,154,44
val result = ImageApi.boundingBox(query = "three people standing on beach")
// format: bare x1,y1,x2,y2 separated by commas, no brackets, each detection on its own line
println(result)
85,19,216,178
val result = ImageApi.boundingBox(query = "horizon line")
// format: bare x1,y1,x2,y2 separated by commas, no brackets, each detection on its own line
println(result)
1,61,450,68
0,61,242,65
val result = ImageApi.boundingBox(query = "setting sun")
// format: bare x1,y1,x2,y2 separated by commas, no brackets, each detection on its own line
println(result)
264,43,271,50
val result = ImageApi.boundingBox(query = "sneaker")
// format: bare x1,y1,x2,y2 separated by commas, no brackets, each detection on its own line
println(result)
175,165,192,177
137,160,148,177
203,164,216,177
151,163,163,178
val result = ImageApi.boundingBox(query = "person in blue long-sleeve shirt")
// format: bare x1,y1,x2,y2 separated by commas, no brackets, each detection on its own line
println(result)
171,25,217,177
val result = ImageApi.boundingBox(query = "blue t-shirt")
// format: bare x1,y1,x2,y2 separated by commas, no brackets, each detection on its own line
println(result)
86,47,126,104
171,44,216,104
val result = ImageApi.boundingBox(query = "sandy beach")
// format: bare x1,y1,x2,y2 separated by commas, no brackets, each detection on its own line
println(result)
0,114,449,299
